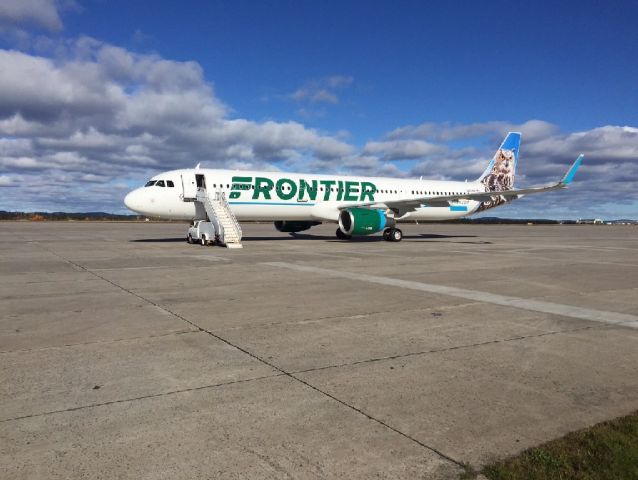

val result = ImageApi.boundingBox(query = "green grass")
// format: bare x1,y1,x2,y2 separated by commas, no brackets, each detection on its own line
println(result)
481,411,638,480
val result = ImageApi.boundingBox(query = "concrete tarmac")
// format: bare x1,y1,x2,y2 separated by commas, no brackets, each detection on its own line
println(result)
1,221,637,479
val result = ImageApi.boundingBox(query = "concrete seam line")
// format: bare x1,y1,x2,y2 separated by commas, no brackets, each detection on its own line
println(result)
262,262,638,328
0,329,197,355
289,323,605,375
37,246,465,469
0,374,285,423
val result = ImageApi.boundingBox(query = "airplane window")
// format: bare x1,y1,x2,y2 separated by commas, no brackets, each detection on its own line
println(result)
156,180,165,187
227,184,230,189
213,184,216,188
167,180,174,187
144,180,156,187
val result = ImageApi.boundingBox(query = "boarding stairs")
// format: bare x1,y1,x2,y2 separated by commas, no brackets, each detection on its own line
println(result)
196,188,243,248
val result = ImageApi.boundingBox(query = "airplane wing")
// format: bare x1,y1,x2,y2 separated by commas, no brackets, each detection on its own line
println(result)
338,154,583,216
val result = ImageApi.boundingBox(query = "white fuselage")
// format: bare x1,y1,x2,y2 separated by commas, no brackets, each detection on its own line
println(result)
124,168,485,222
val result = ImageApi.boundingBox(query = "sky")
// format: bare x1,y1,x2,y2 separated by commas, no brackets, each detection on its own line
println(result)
1,0,637,218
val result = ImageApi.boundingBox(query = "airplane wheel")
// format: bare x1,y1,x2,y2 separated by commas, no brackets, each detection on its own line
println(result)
390,228,403,242
187,234,193,244
336,228,351,240
382,228,392,241
200,235,207,246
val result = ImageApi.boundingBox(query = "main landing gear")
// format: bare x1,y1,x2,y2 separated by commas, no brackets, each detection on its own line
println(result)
335,227,403,242
383,228,403,242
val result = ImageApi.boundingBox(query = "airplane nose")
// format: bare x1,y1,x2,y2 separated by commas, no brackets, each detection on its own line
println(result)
124,189,143,213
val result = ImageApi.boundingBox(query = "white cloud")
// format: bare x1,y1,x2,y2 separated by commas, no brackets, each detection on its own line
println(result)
0,35,635,218
0,38,359,211
0,0,63,32
0,175,14,186
286,75,354,104
363,140,445,160
388,120,559,143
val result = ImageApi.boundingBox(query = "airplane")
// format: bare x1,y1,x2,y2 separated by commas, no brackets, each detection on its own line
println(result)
124,132,583,242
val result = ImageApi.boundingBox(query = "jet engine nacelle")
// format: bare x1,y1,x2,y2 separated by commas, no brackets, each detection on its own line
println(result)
338,208,395,236
274,220,321,233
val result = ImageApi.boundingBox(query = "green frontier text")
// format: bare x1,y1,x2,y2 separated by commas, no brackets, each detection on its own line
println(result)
230,176,377,202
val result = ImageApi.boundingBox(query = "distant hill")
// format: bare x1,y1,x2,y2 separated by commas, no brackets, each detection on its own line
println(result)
1,211,635,224
0,211,144,221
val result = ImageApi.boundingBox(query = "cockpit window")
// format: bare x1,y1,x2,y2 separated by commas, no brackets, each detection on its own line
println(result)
144,180,156,187
167,180,174,187
155,180,165,187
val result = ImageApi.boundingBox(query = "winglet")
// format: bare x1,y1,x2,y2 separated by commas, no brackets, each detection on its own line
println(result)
561,154,583,185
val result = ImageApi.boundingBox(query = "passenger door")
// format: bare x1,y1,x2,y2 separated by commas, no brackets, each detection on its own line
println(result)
181,172,197,200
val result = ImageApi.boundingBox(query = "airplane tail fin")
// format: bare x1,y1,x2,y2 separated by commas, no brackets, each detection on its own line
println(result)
478,132,521,192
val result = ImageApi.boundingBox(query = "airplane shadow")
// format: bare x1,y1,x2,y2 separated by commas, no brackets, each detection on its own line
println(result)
244,233,490,244
131,238,187,243
130,233,491,245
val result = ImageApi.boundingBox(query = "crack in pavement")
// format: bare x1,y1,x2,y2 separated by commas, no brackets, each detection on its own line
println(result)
0,329,197,354
289,322,614,375
27,245,467,470
0,374,284,423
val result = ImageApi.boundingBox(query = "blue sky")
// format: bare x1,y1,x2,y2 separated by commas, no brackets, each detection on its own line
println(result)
1,0,637,218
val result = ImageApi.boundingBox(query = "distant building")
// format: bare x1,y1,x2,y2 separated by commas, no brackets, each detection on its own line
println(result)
577,218,604,224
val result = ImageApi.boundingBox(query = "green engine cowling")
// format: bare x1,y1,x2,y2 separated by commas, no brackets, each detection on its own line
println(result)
338,208,395,236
